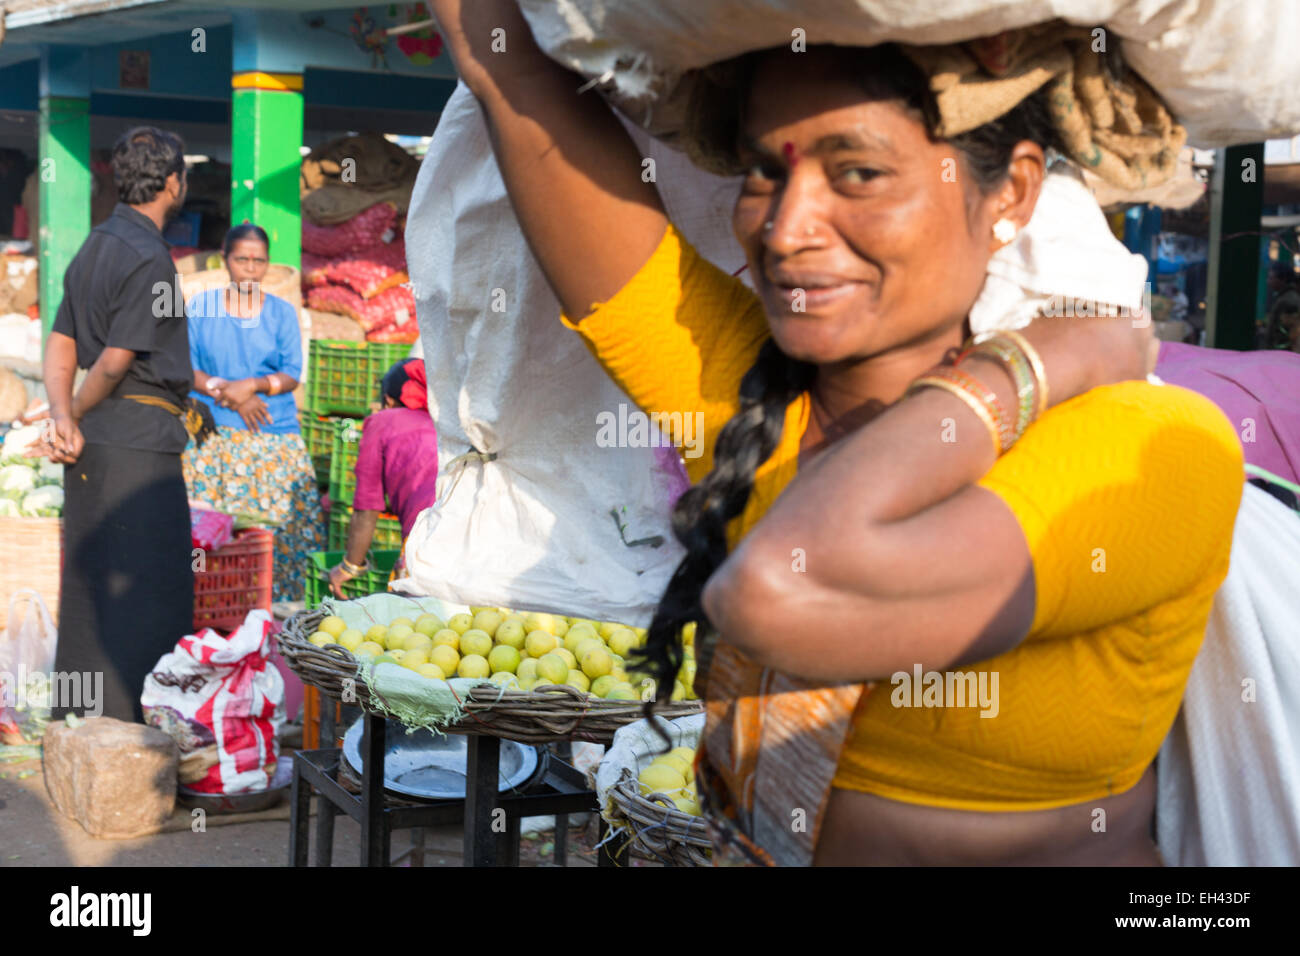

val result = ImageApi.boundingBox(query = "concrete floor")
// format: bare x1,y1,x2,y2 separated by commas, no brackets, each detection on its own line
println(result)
0,753,603,867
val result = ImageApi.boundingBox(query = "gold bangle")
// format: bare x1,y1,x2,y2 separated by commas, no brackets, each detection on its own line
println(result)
907,375,1003,454
998,329,1049,418
266,374,279,396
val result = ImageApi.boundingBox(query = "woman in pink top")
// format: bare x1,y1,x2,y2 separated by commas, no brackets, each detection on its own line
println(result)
329,358,439,596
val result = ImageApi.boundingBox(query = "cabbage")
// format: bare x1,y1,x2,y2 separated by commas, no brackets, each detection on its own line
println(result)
1,425,44,460
0,463,37,494
20,485,63,516
0,498,19,517
37,458,62,484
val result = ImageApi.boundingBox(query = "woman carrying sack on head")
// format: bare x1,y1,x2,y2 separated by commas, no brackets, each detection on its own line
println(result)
329,358,439,596
432,2,1245,865
184,223,325,603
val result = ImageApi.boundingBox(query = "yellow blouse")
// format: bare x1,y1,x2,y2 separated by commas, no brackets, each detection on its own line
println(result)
562,223,1244,812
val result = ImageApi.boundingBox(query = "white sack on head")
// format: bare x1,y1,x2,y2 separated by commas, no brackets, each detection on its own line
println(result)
401,82,746,625
518,0,1300,148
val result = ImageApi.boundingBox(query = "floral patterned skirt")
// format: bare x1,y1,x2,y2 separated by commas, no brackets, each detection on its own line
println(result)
182,427,325,604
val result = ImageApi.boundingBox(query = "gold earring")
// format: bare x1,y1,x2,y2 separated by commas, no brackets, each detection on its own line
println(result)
993,218,1017,244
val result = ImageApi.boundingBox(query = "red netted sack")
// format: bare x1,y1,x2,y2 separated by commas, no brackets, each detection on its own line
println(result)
366,322,419,343
308,282,415,333
301,252,332,288
324,239,408,298
301,203,397,257
306,283,364,320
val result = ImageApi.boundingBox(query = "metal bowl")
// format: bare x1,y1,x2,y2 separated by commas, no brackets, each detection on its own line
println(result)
341,717,544,801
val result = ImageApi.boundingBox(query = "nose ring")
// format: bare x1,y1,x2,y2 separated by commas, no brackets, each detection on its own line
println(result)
762,221,774,232
805,226,815,237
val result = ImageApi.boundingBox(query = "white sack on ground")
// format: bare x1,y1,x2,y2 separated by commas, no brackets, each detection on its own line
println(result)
402,82,746,624
518,0,1300,148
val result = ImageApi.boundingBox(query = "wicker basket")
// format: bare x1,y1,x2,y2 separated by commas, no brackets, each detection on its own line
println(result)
0,516,61,631
277,605,704,745
609,767,712,866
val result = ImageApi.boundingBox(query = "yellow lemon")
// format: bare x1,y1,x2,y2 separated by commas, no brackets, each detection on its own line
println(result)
471,608,504,637
494,619,527,649
563,625,599,654
469,605,496,615
590,675,619,698
551,618,570,638
430,644,460,675
414,613,445,636
487,644,521,674
654,753,693,781
536,653,569,686
459,629,493,658
524,630,558,658
431,628,461,650
309,631,333,647
446,613,474,635
581,646,613,680
457,654,491,679
337,629,365,651
388,616,415,630
524,612,558,635
416,662,446,680
598,621,622,639
364,624,389,645
490,671,517,686
403,632,433,653
387,648,407,662
671,679,688,701
572,637,605,662
669,747,696,764
565,669,591,692
401,649,429,670
318,615,347,638
638,763,686,797
385,623,414,649
672,797,702,816
604,683,637,701
354,640,385,658
606,628,638,657
553,647,577,670
516,658,539,683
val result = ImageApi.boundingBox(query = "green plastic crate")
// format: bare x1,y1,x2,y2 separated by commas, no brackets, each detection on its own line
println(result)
328,417,365,506
305,339,413,416
299,410,340,487
327,504,403,551
304,549,401,609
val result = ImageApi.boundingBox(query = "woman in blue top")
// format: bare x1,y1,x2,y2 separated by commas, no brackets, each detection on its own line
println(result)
183,222,324,603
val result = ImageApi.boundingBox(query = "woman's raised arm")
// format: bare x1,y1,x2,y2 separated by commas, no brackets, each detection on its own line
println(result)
431,0,668,320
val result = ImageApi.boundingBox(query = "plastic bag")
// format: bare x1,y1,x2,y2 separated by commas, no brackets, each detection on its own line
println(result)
0,589,57,746
141,610,285,794
401,82,737,624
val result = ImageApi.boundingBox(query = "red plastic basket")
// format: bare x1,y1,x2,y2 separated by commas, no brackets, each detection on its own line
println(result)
192,528,275,632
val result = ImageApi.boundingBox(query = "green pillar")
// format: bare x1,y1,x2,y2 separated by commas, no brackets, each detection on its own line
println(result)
231,72,303,271
1206,144,1265,351
38,47,91,337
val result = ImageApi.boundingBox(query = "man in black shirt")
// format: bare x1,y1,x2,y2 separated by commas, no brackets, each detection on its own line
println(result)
39,126,195,723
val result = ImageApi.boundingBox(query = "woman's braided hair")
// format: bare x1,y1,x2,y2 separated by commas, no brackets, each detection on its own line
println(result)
633,44,1063,710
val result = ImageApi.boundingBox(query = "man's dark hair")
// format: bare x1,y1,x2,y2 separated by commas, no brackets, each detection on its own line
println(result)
111,126,186,204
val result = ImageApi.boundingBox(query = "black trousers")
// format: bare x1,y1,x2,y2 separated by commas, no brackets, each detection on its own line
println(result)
54,442,193,723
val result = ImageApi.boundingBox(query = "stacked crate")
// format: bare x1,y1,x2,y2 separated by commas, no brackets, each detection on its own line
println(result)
301,339,410,604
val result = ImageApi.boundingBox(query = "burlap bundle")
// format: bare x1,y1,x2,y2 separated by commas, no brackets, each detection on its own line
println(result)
300,132,421,225
902,22,1187,190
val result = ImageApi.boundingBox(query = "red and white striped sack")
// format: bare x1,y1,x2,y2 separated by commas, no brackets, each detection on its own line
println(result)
142,610,285,795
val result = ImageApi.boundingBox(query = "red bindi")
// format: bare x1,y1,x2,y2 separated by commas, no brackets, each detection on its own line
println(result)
782,140,799,167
